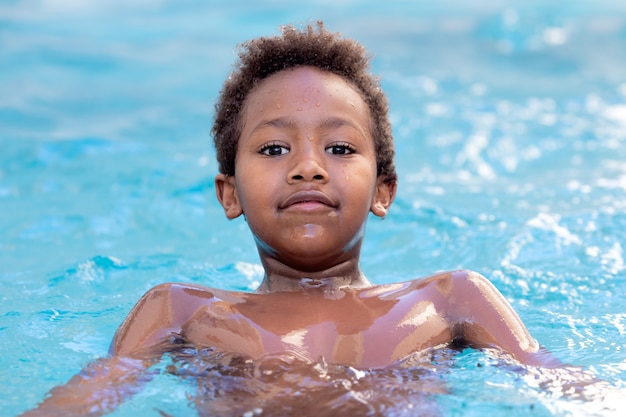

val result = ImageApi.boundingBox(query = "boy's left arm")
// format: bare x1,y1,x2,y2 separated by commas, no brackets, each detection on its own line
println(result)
446,270,561,367
448,271,625,403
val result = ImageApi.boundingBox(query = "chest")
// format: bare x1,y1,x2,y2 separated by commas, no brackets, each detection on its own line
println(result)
180,298,452,367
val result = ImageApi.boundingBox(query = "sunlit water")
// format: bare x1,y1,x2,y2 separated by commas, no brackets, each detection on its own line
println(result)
2,1,626,416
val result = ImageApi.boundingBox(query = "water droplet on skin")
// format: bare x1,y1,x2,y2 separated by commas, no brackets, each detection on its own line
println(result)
315,102,321,107
276,103,281,109
297,107,302,111
303,98,309,103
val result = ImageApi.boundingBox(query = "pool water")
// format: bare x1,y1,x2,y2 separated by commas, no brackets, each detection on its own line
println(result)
2,0,626,415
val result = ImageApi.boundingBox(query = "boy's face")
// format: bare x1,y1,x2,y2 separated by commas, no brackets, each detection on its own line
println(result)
216,66,394,271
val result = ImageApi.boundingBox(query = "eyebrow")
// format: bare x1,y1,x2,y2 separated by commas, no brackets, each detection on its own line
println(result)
250,116,367,136
251,117,296,134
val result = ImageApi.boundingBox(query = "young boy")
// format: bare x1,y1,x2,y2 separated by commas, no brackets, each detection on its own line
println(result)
22,22,560,416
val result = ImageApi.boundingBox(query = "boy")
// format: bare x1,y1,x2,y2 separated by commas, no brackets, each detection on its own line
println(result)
22,22,560,416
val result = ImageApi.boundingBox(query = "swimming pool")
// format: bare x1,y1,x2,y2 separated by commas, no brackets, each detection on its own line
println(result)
2,0,625,415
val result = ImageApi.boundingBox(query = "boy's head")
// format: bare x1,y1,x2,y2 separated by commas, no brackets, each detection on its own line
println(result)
212,21,397,186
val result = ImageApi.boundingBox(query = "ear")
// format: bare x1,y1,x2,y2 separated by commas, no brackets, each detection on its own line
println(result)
370,177,396,218
215,173,243,219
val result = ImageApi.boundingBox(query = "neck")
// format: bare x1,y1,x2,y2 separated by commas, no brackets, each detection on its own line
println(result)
254,256,372,294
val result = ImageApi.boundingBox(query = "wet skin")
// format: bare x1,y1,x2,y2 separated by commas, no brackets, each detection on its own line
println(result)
19,66,559,416
112,270,549,368
112,67,549,368
215,66,393,279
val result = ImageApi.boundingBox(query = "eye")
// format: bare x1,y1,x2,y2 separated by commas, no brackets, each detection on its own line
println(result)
326,142,356,155
258,143,289,156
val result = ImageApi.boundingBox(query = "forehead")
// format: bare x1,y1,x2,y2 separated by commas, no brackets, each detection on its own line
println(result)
241,66,372,128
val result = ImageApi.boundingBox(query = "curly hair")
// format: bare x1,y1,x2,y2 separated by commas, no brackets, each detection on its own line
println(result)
212,21,397,185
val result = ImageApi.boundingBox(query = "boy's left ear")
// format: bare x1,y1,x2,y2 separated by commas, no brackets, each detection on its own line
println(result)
370,177,396,218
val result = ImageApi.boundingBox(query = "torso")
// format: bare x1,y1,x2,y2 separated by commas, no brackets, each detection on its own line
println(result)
176,279,455,368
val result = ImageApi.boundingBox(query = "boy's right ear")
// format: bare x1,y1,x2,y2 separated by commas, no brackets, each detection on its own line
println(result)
215,174,243,219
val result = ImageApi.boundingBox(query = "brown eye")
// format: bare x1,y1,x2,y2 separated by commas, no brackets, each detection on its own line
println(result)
259,144,289,156
326,143,356,155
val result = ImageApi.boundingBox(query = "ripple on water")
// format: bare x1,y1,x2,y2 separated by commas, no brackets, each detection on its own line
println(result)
132,341,623,417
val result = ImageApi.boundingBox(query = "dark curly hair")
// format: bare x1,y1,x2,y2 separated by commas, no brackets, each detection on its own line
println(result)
212,21,397,185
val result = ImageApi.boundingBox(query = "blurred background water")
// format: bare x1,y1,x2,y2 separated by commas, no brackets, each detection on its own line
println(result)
1,0,625,415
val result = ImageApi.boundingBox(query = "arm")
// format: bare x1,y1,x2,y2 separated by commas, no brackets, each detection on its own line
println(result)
19,283,202,417
442,270,561,367
18,355,156,417
442,271,625,402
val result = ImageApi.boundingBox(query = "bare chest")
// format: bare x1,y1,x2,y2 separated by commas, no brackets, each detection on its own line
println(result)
179,297,452,367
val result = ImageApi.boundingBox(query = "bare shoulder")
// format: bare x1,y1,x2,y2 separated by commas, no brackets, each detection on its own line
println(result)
398,269,511,316
372,269,495,301
397,270,554,365
413,269,492,286
110,283,245,357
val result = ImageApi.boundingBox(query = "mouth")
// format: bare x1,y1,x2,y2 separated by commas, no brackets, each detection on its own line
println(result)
279,190,338,211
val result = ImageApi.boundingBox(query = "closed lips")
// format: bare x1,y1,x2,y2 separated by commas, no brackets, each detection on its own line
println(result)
279,191,337,209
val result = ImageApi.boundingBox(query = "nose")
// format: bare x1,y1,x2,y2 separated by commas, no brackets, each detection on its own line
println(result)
287,147,329,184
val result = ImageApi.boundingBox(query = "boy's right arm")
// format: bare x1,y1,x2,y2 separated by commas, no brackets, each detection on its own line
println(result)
18,355,155,417
110,283,201,356
19,283,204,417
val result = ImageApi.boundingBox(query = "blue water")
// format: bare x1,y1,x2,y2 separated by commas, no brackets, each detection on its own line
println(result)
2,0,626,415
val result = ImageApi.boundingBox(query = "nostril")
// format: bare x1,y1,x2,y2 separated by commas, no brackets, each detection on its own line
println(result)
313,174,324,180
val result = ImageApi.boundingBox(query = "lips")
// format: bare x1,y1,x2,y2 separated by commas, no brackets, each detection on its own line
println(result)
279,190,338,210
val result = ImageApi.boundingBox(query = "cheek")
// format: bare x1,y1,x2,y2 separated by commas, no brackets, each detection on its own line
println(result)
340,163,378,197
338,156,374,178
236,171,274,211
